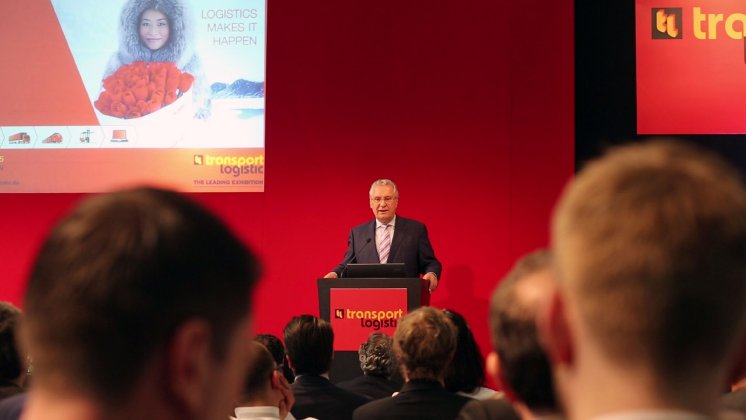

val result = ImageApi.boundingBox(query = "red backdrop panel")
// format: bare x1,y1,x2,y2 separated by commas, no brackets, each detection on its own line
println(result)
0,0,574,388
637,0,746,134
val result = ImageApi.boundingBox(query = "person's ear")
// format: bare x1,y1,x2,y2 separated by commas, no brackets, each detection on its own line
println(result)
487,351,519,402
538,290,574,367
164,318,213,415
486,351,499,379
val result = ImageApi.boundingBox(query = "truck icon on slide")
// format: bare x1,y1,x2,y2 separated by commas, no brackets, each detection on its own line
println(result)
8,132,30,144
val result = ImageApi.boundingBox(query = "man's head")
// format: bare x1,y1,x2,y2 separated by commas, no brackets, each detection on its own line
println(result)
489,250,556,412
369,179,399,224
239,342,281,405
255,333,294,383
283,315,334,376
0,302,23,385
358,333,396,379
393,306,457,382
443,309,486,394
22,187,260,419
546,140,746,411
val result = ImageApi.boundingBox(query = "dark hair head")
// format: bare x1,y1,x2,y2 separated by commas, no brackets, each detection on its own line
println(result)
254,334,285,367
241,342,276,399
443,309,486,393
283,315,333,375
491,249,556,410
358,333,395,378
255,333,294,383
394,307,456,380
0,302,22,382
23,187,260,403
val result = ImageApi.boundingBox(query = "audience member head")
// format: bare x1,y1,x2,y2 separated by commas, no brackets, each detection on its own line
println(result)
393,306,457,382
241,342,277,401
0,302,23,387
490,249,556,413
21,187,260,420
358,332,396,379
545,140,746,417
283,315,334,376
239,342,292,411
442,309,486,394
255,333,294,383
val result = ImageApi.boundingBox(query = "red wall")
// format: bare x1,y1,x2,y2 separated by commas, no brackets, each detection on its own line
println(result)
0,0,573,378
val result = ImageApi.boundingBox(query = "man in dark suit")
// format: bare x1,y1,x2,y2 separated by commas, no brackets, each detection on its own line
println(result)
458,250,557,420
284,315,368,420
324,179,441,292
337,333,401,400
353,307,471,420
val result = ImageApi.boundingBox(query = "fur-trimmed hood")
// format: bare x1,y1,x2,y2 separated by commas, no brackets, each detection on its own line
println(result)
106,0,199,74
104,0,211,118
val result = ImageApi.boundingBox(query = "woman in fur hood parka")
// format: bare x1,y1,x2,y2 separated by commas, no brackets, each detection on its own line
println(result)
105,0,210,117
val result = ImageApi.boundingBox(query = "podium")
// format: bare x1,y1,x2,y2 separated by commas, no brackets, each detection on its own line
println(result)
317,277,429,382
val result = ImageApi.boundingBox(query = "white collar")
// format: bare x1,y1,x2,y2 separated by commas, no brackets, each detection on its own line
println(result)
376,215,397,228
593,409,715,420
234,406,280,419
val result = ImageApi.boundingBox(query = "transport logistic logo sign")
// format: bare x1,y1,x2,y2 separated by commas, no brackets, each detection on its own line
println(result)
651,6,746,41
329,288,407,351
637,1,746,134
653,8,682,38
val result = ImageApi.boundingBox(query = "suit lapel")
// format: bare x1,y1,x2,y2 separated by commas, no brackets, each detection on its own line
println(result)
388,216,404,262
367,221,379,261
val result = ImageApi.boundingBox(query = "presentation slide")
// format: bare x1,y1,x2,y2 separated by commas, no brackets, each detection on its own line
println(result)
636,1,746,134
0,0,266,192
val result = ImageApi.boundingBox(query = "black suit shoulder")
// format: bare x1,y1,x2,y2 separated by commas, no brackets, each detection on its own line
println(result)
456,398,521,420
292,375,369,420
337,374,400,401
722,388,746,416
353,380,470,420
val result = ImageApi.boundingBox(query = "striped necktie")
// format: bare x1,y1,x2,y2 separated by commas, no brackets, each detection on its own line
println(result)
378,224,391,263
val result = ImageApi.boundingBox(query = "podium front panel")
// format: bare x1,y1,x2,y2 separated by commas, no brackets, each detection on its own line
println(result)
329,288,407,351
317,277,425,382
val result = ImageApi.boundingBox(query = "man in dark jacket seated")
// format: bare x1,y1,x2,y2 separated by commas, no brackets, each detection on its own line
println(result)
285,315,368,420
353,307,470,420
338,333,401,400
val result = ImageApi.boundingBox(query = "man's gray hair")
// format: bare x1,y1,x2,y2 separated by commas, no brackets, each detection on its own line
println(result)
358,333,396,378
369,179,399,198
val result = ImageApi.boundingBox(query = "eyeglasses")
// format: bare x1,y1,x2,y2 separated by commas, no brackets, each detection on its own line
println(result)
370,196,396,204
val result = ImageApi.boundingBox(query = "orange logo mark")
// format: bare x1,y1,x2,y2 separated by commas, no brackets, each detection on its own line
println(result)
656,9,679,38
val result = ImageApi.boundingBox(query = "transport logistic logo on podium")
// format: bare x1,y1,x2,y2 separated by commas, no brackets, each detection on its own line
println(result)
652,8,682,39
329,288,407,351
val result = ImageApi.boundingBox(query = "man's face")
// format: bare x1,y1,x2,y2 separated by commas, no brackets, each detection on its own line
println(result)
370,185,398,224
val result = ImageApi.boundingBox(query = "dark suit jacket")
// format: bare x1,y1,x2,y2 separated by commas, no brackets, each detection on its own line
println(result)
722,388,746,416
337,374,401,401
291,375,369,420
456,398,521,420
332,216,441,279
0,393,25,420
353,379,471,420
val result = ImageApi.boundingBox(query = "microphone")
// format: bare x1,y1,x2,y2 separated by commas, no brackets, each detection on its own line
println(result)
341,237,372,278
